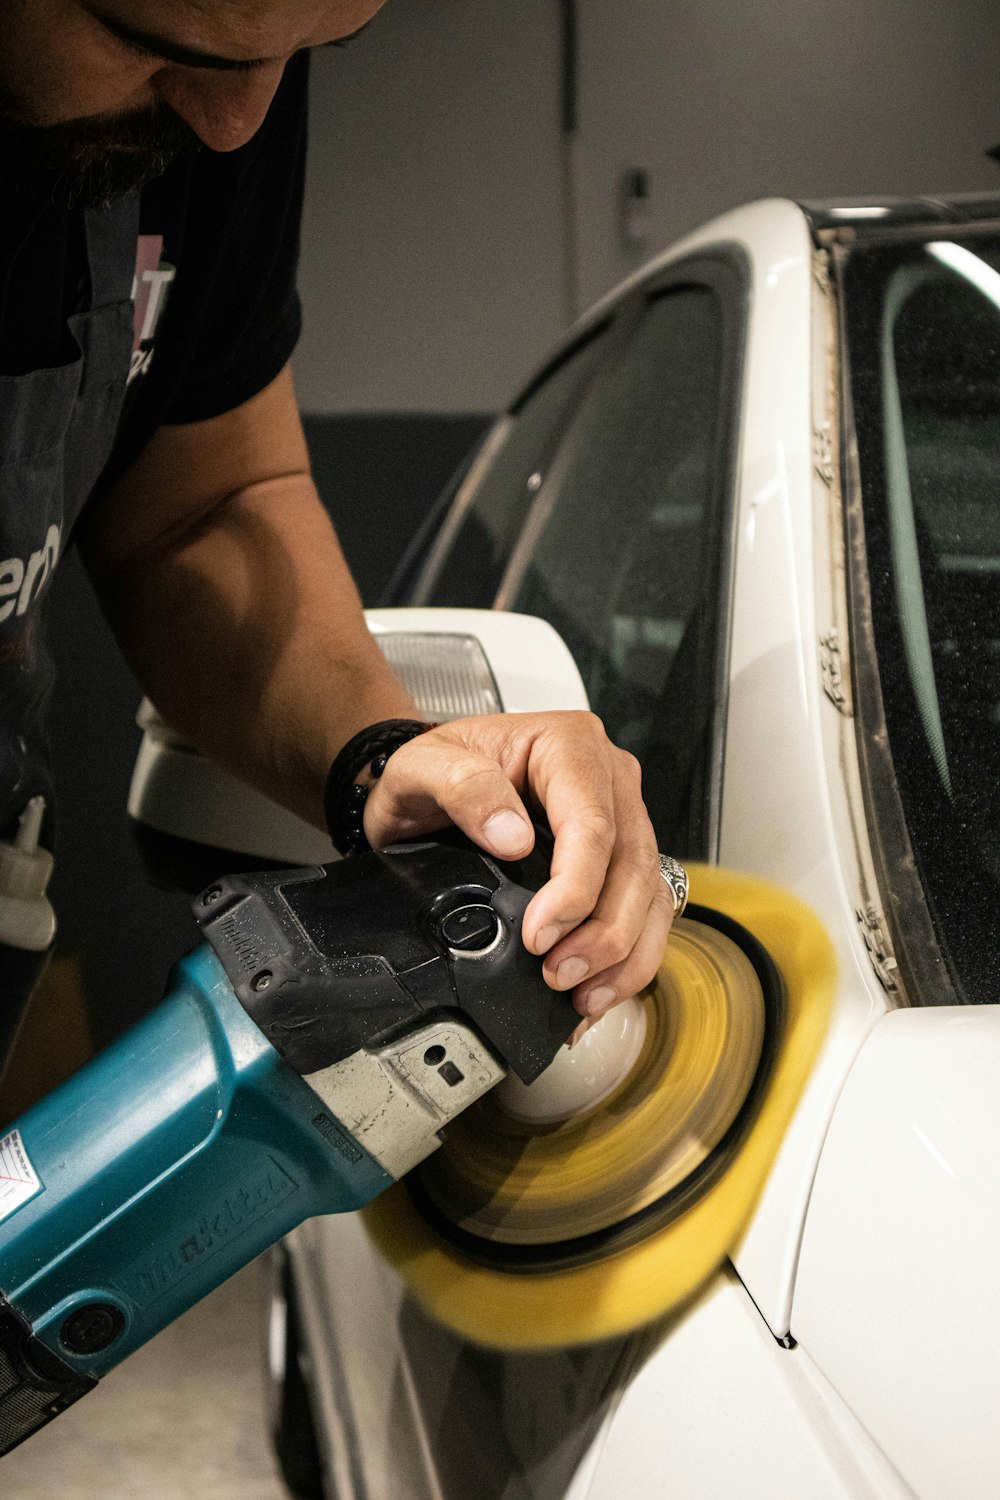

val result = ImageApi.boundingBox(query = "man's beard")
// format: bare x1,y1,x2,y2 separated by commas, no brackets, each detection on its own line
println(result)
0,99,202,208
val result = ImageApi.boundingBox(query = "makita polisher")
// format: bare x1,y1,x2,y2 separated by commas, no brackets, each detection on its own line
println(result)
0,832,837,1458
0,836,580,1458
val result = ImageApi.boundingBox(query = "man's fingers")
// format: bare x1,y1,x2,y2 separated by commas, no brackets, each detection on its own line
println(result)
517,718,620,950
521,799,617,952
534,800,667,1013
363,730,535,857
521,739,650,968
570,878,675,1019
538,834,663,993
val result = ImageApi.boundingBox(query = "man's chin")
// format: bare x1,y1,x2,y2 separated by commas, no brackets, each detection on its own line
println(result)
0,105,202,208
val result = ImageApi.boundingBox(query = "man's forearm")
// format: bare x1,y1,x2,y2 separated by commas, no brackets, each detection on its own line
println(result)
89,471,419,828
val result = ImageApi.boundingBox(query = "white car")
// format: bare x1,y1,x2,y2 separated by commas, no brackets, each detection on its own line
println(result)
136,192,1000,1499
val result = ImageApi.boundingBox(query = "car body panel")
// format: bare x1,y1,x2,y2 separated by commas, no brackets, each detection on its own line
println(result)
291,1212,633,1500
499,194,898,1337
581,1271,916,1500
289,1216,441,1500
292,1220,917,1500
713,203,896,1332
793,1006,1000,1500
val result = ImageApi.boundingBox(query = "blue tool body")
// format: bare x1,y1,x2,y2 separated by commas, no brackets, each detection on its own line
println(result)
0,840,577,1458
2,945,392,1378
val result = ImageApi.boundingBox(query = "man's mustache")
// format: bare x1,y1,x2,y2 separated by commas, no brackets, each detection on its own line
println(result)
32,100,201,159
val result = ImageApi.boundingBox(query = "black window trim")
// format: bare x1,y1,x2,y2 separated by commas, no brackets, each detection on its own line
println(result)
410,315,620,607
832,236,960,1006
495,247,749,861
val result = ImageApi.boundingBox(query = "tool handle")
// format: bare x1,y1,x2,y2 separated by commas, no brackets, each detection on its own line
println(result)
0,946,390,1386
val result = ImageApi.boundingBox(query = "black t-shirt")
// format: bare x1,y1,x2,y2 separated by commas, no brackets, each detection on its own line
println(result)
0,50,309,508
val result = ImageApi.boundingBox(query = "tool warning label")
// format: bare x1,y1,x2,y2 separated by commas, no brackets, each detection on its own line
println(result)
0,1129,42,1223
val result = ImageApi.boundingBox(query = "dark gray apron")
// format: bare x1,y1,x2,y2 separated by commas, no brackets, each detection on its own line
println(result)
0,193,139,1076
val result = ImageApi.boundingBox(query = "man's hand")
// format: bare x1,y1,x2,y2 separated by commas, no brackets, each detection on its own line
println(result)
364,712,675,1019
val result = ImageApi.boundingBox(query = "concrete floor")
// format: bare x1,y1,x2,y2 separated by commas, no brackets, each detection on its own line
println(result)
3,1262,291,1500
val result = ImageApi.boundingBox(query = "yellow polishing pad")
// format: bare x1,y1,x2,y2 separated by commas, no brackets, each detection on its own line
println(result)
415,919,766,1245
363,865,835,1350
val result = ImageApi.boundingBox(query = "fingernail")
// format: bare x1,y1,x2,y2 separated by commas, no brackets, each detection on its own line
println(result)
556,955,589,988
535,924,560,954
483,810,531,857
567,1017,594,1049
583,985,617,1017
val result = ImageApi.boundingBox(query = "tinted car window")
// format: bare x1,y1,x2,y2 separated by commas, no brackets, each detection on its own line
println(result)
420,325,611,608
845,235,1000,999
499,283,731,854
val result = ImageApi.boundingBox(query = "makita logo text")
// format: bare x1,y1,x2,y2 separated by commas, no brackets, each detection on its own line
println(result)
0,525,60,624
119,1159,298,1307
218,911,264,977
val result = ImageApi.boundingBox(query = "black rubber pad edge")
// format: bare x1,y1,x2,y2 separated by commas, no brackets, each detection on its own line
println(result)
405,904,786,1273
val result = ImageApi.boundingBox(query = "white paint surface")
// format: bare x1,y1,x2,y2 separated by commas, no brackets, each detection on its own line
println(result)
794,1007,1000,1500
582,1271,914,1500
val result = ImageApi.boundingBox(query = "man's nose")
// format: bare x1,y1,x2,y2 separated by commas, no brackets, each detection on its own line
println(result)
151,62,287,152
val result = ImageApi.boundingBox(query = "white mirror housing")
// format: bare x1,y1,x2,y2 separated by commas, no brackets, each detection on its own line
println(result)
128,609,588,864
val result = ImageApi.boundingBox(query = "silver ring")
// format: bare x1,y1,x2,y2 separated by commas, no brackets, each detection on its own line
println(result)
658,853,689,917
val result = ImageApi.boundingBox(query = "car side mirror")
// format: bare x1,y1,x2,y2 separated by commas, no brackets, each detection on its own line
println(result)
128,608,588,873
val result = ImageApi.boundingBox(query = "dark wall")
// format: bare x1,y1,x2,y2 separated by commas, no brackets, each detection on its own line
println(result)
46,414,489,1044
301,413,489,603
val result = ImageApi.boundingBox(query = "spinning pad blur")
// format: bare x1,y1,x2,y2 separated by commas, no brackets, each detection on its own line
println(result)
364,865,835,1348
410,916,768,1258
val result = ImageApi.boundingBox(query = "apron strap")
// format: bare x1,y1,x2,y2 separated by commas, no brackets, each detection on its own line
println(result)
83,193,141,309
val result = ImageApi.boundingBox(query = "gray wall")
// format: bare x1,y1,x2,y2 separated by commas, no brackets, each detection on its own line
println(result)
294,0,567,415
297,0,1000,414
574,0,1000,308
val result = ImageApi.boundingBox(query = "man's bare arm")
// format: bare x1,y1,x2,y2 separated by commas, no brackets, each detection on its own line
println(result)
80,365,416,829
80,365,673,1019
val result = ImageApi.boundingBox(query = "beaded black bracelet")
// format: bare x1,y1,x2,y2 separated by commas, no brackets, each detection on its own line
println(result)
324,718,436,856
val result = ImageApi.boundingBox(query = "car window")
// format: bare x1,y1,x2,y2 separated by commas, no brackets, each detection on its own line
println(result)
497,278,738,856
845,235,1000,1000
417,323,612,608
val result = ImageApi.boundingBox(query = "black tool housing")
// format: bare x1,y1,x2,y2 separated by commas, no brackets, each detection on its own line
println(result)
195,835,578,1083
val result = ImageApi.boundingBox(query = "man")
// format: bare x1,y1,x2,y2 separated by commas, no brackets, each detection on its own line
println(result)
0,0,675,1069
